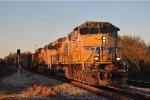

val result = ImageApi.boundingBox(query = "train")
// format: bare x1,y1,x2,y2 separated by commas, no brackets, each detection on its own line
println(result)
20,21,129,86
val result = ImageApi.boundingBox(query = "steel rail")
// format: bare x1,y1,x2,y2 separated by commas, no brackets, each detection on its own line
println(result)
126,80,150,88
107,86,150,100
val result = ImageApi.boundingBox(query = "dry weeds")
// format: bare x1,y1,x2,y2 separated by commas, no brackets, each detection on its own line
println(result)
25,83,59,98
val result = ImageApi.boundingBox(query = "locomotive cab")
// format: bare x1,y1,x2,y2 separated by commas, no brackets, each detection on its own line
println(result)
69,21,128,86
77,21,121,64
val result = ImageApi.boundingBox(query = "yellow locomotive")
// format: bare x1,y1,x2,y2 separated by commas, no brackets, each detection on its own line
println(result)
34,21,128,86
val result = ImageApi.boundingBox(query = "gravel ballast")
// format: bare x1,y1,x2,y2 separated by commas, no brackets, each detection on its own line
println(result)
1,69,107,100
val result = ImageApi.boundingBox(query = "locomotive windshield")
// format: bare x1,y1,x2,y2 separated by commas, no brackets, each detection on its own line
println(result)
80,28,99,35
100,28,118,37
100,28,116,33
80,27,118,37
48,45,54,49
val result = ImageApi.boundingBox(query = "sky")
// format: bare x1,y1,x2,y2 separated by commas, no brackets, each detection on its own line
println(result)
0,1,150,58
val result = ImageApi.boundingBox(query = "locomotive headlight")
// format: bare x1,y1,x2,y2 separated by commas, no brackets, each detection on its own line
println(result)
102,36,106,43
94,56,99,61
116,57,121,61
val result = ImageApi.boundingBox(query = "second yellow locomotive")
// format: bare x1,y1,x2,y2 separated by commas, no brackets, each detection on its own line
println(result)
33,21,128,86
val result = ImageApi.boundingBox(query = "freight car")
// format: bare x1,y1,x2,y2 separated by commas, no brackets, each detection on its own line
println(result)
27,21,129,86
21,52,33,70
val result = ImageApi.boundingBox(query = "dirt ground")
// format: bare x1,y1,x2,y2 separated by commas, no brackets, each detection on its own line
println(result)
0,64,58,100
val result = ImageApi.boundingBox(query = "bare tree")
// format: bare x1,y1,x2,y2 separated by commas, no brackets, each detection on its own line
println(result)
121,35,146,71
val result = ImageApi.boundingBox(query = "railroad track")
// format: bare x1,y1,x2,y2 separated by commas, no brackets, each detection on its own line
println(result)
46,75,150,100
72,82,150,100
126,80,150,88
106,86,150,100
26,69,150,100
